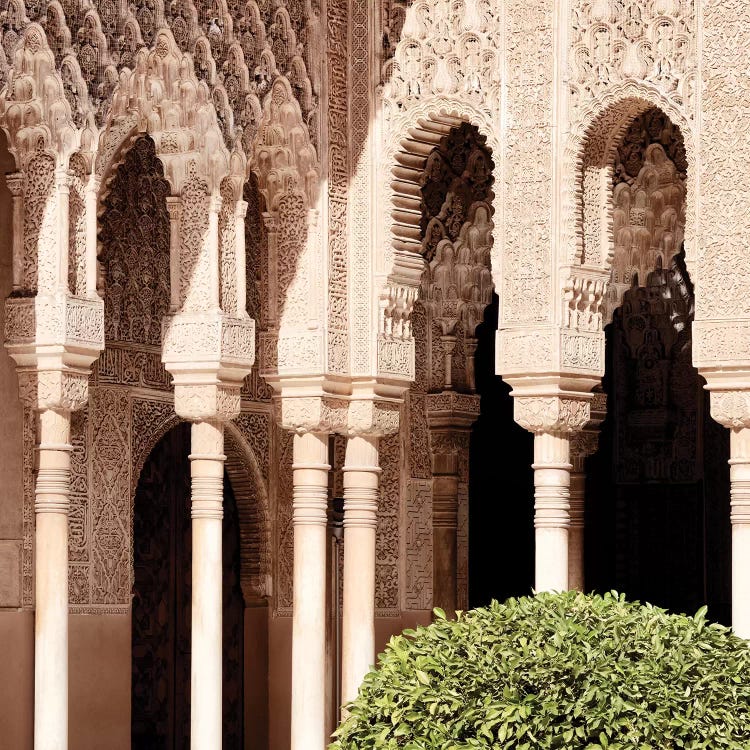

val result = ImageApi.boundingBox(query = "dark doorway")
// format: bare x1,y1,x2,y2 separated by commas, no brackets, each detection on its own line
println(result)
468,293,536,608
585,255,731,623
131,423,245,748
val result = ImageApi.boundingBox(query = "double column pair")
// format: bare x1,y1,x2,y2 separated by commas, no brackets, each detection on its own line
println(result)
31,402,230,750
290,431,381,750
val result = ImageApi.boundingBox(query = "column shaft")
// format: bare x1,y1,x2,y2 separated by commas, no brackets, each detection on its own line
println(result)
341,436,380,706
34,409,72,750
291,432,330,750
190,420,225,750
432,470,458,617
533,432,571,592
730,429,750,638
568,469,585,592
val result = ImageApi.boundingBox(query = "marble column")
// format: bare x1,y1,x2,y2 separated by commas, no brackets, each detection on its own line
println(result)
533,431,572,593
34,408,73,750
291,431,330,750
341,435,380,706
730,428,750,638
568,430,599,592
189,420,226,749
515,396,591,594
432,460,459,617
705,392,750,638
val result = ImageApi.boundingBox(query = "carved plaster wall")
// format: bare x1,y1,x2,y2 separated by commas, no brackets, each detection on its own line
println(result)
561,2,698,334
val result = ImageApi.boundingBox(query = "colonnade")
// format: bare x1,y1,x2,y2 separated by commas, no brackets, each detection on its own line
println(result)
17,381,750,750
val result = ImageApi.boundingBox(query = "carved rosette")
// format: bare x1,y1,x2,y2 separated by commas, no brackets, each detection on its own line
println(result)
161,311,255,421
514,396,592,435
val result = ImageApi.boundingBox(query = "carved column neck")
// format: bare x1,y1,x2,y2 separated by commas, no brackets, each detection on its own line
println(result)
514,395,592,436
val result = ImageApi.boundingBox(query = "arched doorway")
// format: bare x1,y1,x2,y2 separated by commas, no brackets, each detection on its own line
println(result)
131,423,245,748
584,108,731,622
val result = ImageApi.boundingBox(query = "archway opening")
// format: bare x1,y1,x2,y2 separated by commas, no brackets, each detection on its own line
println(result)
400,118,534,612
131,423,245,748
584,108,731,622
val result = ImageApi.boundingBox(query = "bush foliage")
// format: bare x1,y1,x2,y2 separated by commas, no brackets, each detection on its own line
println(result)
331,591,750,749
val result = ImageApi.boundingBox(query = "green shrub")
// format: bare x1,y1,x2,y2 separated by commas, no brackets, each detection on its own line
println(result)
331,591,750,749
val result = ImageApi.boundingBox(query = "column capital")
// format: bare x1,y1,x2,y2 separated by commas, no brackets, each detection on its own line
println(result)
276,395,348,434
235,199,249,219
165,194,183,218
5,171,24,196
5,293,104,411
514,395,591,435
710,390,750,431
162,311,255,421
346,398,400,437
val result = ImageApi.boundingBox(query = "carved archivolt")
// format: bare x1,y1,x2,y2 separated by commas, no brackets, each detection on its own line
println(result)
0,0,320,154
561,1,698,341
378,0,502,383
95,29,233,195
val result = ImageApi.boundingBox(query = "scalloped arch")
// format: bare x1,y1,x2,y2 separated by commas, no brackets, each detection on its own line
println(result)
94,29,234,197
562,82,697,281
0,23,79,168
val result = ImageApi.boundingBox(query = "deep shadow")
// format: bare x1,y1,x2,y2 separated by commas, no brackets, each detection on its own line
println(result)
585,254,731,623
131,423,245,749
468,293,535,608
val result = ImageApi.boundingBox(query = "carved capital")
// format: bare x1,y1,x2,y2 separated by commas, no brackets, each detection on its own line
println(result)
275,396,349,434
429,429,471,456
514,396,591,435
5,172,24,197
426,391,481,428
710,391,750,431
570,429,600,471
347,399,401,437
17,370,89,411
173,383,241,422
165,196,183,221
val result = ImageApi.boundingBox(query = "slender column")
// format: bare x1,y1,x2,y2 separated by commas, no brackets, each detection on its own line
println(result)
568,431,598,592
291,431,330,750
730,428,750,638
208,195,222,310
432,453,459,617
263,214,278,328
84,175,101,296
568,464,585,593
166,197,183,312
533,431,572,592
55,169,71,291
34,408,73,750
189,420,226,750
235,199,249,316
7,172,24,292
341,435,380,706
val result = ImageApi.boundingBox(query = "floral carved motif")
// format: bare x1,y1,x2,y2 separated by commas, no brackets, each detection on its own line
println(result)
569,0,697,122
100,136,171,348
